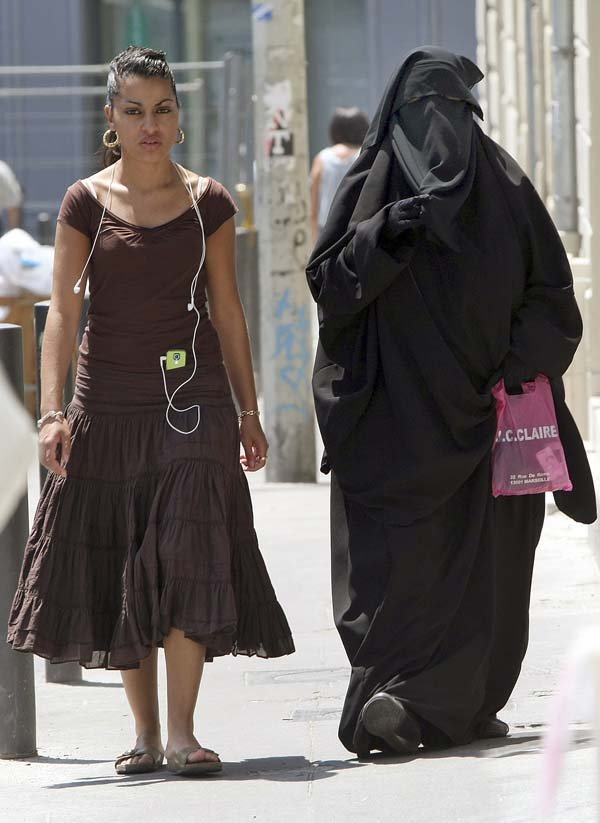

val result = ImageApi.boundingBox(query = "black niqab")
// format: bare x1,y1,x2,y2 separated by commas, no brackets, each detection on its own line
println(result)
392,97,477,250
311,47,483,261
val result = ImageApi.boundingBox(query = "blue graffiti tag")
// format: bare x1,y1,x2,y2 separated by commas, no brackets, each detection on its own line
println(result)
274,402,308,421
273,288,311,395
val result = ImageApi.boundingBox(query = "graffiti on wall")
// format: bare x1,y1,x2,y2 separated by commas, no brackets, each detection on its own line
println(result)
272,286,311,419
264,80,294,158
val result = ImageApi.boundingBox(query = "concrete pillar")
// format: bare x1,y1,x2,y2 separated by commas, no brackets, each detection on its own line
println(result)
182,0,207,180
220,51,244,198
0,324,37,759
550,0,579,247
476,0,488,114
585,0,600,410
515,0,530,170
542,0,555,204
251,0,316,482
529,3,552,201
33,303,82,684
499,0,519,157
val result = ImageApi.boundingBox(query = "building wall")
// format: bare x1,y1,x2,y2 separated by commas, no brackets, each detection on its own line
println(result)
476,0,600,441
364,0,477,111
304,0,369,157
0,0,93,234
0,0,234,234
577,1,600,447
476,1,553,200
1,0,478,234
306,0,477,158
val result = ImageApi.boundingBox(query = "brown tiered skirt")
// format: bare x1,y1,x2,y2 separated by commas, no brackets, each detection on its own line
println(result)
7,401,294,669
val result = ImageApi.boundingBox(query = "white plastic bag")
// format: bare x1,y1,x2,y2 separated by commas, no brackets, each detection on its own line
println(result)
0,228,54,296
0,161,23,210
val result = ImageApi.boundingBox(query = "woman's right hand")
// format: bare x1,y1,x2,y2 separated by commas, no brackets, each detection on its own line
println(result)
38,419,72,478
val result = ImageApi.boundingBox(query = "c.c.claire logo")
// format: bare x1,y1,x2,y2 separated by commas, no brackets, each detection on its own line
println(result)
496,425,558,444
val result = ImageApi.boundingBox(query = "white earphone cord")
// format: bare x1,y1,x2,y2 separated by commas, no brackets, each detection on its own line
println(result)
73,162,117,295
72,160,206,435
160,163,206,435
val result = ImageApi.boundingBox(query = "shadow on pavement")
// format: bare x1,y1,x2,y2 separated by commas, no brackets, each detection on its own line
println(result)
218,756,364,781
17,756,113,765
354,729,595,765
45,755,365,789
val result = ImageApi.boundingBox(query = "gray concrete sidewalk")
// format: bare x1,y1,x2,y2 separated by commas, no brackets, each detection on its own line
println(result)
1,479,599,823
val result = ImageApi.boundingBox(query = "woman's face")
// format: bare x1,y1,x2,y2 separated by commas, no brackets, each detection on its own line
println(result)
104,75,179,162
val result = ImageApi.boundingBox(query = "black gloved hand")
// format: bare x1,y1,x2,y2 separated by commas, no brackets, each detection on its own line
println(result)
383,193,431,241
502,351,537,395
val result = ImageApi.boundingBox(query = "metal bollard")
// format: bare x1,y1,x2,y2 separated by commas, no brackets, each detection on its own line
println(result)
0,324,37,758
36,212,54,246
33,302,83,685
235,228,261,391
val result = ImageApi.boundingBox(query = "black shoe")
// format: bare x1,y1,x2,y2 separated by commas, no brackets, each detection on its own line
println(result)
476,716,509,739
360,693,421,755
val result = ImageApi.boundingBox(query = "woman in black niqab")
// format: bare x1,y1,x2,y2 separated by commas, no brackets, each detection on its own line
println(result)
307,47,596,756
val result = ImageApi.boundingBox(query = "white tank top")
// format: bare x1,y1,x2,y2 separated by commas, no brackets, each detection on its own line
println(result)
317,146,359,228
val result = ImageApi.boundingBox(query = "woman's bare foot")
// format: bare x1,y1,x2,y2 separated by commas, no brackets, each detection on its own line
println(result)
118,730,164,768
165,734,220,764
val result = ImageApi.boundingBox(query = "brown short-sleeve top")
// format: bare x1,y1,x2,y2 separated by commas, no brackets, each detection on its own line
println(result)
57,177,238,410
58,176,236,240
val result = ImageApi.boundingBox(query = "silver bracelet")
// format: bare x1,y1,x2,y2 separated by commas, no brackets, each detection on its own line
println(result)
37,410,65,431
238,409,260,424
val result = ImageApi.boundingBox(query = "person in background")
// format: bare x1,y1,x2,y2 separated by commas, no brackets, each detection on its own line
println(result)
309,107,369,246
0,160,23,233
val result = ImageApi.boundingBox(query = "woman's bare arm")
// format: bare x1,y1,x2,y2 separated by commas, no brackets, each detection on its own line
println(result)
205,217,267,471
309,153,323,246
38,221,90,475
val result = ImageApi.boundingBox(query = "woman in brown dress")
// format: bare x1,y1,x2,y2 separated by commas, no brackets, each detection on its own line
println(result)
6,47,294,776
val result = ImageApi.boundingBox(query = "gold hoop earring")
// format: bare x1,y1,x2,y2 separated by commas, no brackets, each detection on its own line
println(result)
103,129,120,149
175,127,185,145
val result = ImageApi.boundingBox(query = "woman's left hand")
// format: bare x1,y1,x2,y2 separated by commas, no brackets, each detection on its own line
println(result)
240,415,269,471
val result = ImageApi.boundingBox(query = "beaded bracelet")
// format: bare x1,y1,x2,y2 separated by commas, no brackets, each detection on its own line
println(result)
238,409,260,424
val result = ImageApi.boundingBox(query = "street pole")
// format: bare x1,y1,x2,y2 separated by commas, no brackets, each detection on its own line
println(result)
251,0,316,482
34,302,83,684
551,0,579,255
0,324,37,759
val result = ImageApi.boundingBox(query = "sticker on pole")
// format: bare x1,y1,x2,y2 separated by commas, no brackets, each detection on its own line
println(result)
252,4,273,21
264,80,294,158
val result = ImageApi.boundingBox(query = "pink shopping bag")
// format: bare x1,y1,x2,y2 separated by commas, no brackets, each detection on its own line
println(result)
491,375,572,497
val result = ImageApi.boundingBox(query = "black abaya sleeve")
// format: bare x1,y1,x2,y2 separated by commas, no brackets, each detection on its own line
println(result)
307,204,417,319
503,174,582,385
